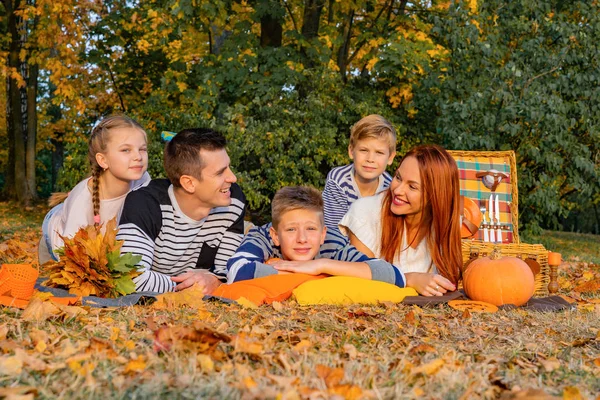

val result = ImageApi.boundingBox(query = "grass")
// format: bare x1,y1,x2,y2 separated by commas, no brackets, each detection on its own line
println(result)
0,202,599,399
0,201,47,242
523,230,600,264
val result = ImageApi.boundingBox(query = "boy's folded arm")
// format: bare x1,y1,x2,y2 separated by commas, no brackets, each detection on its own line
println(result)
363,259,407,288
227,257,278,283
226,223,280,283
324,240,407,287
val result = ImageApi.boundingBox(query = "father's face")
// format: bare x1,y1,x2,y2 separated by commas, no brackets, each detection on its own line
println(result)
195,148,237,208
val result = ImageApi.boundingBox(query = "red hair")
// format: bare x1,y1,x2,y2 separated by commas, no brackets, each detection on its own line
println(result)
380,145,462,285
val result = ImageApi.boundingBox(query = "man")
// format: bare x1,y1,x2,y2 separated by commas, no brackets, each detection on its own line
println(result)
117,128,245,294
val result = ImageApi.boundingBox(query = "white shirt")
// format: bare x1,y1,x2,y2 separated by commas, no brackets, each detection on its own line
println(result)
338,192,435,274
46,172,150,252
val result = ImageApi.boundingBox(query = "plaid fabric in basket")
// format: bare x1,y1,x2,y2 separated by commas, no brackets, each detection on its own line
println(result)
450,152,516,243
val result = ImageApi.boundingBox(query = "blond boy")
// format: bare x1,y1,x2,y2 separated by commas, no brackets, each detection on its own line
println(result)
322,115,397,229
226,186,406,287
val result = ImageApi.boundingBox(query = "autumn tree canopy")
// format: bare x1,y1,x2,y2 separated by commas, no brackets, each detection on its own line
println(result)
1,0,599,232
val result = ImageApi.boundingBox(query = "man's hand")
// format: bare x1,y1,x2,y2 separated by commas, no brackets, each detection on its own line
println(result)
171,271,221,294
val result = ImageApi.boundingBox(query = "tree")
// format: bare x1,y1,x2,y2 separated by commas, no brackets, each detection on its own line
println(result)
415,0,600,232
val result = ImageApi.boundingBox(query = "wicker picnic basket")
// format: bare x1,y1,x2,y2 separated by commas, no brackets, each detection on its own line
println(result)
461,241,550,297
448,150,551,297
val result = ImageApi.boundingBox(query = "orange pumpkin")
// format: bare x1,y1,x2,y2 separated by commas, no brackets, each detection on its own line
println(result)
463,248,535,306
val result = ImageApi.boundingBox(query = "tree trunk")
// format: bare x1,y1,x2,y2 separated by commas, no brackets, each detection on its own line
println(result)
298,0,326,98
260,13,283,47
5,0,27,202
301,0,326,40
26,61,39,202
336,9,354,82
258,0,284,48
4,0,36,205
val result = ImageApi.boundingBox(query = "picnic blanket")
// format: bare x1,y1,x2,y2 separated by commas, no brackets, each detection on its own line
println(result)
34,278,234,308
403,290,575,312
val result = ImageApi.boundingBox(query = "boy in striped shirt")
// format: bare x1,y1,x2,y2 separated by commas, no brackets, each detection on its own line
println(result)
322,115,397,229
227,186,405,288
117,128,245,294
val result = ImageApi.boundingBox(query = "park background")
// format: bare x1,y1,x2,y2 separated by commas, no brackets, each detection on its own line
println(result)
1,0,599,234
1,1,600,398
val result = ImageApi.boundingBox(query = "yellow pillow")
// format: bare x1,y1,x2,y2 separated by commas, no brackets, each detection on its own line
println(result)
292,276,418,305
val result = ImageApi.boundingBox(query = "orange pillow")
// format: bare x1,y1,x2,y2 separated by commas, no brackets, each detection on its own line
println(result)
213,273,325,306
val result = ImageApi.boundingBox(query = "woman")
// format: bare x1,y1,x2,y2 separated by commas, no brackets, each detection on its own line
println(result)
339,145,462,296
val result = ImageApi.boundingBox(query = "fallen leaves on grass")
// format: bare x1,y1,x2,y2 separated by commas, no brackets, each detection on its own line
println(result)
152,283,206,310
152,320,231,353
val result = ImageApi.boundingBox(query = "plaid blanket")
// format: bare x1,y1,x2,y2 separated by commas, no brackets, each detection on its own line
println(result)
451,154,515,243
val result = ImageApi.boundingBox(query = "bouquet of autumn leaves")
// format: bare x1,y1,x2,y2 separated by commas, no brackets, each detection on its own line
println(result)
44,218,141,298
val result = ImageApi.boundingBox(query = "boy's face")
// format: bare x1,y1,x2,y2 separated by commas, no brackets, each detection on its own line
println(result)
349,137,395,183
269,209,327,261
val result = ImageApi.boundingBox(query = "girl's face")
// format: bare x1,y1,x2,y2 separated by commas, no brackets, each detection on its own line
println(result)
96,127,148,182
389,156,424,221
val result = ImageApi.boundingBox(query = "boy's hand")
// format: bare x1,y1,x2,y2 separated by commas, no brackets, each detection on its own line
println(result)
272,259,325,275
405,273,456,296
171,271,221,294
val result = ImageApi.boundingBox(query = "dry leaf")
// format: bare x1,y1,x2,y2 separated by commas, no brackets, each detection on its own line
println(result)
499,388,559,399
21,297,61,322
0,386,38,398
272,301,283,311
330,384,363,400
28,328,47,346
412,358,445,376
0,325,8,341
0,355,23,376
153,283,205,310
540,357,561,372
343,343,357,359
563,387,584,400
237,297,258,309
292,339,311,353
316,364,344,388
197,354,214,372
234,333,263,355
124,358,146,373
153,321,231,353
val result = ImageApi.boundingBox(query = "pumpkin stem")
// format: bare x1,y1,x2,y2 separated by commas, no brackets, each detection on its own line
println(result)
490,247,502,260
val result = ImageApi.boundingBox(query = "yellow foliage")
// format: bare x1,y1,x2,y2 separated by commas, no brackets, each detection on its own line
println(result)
176,82,188,92
136,39,151,54
366,58,378,72
467,0,478,14
386,85,413,109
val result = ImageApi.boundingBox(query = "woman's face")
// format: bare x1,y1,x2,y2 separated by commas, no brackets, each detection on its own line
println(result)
389,156,423,220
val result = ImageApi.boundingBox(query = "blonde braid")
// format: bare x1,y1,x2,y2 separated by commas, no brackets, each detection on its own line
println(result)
91,166,102,226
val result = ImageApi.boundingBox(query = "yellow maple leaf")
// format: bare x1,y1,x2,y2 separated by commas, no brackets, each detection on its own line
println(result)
153,283,205,310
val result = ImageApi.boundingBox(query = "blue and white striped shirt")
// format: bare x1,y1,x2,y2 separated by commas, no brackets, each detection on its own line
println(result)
322,164,392,230
226,223,405,287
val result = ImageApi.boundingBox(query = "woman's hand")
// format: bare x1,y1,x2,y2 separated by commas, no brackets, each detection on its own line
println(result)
405,272,456,296
271,259,325,275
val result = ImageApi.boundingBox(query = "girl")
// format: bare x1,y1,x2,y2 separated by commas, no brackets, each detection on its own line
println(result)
39,115,150,263
339,145,462,296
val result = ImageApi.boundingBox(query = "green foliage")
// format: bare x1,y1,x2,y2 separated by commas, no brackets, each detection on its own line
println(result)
107,250,142,296
415,0,600,233
55,138,90,192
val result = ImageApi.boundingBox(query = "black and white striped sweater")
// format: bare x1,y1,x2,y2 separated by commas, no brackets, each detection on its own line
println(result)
117,179,245,293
